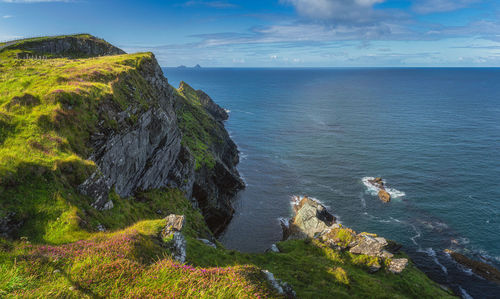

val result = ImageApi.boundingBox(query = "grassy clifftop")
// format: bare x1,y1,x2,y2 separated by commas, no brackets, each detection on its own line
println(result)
0,35,455,298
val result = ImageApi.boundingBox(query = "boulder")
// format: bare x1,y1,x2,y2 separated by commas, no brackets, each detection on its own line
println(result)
349,235,388,257
162,214,185,234
160,215,187,263
388,258,408,274
287,197,336,239
378,190,391,202
266,244,280,253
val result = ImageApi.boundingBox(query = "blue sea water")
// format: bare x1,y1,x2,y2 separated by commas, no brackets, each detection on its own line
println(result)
164,67,500,298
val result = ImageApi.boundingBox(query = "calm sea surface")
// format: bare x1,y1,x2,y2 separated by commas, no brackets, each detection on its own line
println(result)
164,67,500,298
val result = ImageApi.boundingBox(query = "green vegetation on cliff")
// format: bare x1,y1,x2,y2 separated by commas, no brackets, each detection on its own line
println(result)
0,35,456,298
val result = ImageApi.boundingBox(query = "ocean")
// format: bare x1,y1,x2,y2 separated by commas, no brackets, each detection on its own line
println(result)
164,67,500,298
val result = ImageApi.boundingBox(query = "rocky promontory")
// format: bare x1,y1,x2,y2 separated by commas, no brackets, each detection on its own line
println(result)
282,196,408,273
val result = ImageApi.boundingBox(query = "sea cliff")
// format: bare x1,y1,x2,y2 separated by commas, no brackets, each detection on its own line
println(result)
0,34,457,298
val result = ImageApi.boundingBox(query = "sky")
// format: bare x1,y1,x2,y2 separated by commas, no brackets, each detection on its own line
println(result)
1,0,500,67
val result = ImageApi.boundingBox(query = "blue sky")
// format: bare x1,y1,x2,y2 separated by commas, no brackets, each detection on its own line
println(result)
1,0,500,66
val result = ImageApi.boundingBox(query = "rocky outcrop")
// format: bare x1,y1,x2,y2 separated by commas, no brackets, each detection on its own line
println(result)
388,258,409,274
0,212,23,238
282,196,336,239
79,54,243,235
282,196,407,274
3,34,125,58
445,249,500,285
160,215,187,263
174,82,244,235
261,270,296,298
368,177,391,202
79,56,181,210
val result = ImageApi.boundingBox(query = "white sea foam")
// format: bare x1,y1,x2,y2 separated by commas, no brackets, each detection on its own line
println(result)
410,224,421,246
361,177,406,198
418,248,448,274
458,286,474,299
224,109,231,114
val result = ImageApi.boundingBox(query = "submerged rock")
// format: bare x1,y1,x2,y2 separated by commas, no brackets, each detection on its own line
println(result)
445,249,500,285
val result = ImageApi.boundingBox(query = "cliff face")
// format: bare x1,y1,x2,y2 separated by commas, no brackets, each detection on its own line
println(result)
79,58,244,234
0,34,243,238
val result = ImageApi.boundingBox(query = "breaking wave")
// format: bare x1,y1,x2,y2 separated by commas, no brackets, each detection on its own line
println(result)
362,177,406,198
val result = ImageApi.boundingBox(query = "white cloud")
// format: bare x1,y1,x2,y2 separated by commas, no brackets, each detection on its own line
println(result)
413,0,481,14
280,0,385,23
2,15,13,18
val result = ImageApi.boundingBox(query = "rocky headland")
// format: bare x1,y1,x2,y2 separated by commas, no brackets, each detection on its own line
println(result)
0,34,458,298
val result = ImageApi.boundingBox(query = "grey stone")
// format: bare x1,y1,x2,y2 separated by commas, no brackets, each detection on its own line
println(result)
388,258,408,274
261,270,296,298
349,235,387,257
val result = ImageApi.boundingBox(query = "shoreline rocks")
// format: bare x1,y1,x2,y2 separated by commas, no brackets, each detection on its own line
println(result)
445,249,500,285
282,196,407,274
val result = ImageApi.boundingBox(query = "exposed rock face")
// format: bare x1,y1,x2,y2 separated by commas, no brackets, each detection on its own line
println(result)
283,196,336,239
79,55,243,234
0,212,23,238
79,57,182,210
5,35,125,58
160,215,187,263
174,82,244,235
261,270,297,298
349,235,389,257
282,196,407,274
445,249,500,285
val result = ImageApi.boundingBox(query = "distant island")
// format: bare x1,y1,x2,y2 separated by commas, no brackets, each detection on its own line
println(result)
176,64,202,69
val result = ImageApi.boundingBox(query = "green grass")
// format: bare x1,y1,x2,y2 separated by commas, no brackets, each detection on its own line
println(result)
0,34,115,59
0,220,282,298
186,238,455,298
174,82,224,170
0,46,183,243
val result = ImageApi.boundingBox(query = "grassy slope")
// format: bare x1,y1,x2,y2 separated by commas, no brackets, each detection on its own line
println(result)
0,34,115,58
174,81,221,170
0,36,456,298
